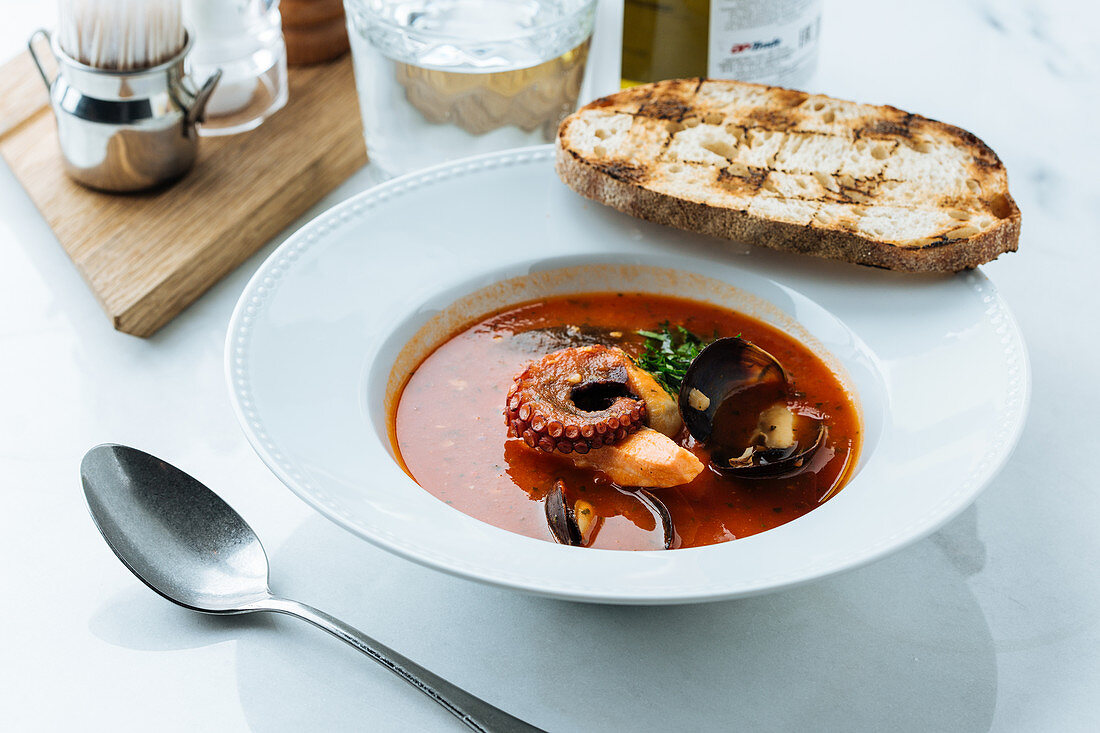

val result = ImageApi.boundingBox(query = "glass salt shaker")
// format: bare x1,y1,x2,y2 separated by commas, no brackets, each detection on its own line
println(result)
183,0,288,135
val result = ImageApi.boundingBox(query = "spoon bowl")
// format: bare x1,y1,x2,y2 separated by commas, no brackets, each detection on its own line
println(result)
82,445,270,612
80,444,541,732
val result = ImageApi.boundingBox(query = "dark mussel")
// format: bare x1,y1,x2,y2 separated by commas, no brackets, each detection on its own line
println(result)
545,480,583,546
544,481,674,549
677,337,787,443
677,337,826,479
722,416,828,479
637,489,675,550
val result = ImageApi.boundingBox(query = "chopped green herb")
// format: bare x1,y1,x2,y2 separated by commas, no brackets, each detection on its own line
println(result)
634,323,711,396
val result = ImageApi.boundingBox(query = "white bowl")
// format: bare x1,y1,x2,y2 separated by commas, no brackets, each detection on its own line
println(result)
227,147,1028,604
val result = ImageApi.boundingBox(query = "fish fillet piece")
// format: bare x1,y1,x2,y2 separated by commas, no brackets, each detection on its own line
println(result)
569,427,703,488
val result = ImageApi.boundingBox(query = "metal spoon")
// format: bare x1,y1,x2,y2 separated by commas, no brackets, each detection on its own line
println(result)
80,444,543,733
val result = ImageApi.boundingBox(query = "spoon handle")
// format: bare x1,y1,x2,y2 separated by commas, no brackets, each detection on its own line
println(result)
254,596,544,733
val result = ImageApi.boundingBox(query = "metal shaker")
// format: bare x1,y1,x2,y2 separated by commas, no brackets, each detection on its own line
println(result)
28,30,220,193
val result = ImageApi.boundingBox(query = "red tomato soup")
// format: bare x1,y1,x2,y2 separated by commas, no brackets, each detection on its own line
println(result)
392,293,860,550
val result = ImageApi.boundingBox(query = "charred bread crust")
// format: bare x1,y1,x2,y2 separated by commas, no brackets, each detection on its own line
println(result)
556,80,1021,273
557,142,1019,272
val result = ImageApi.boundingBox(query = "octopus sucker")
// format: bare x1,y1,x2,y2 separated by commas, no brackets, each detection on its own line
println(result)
504,345,648,453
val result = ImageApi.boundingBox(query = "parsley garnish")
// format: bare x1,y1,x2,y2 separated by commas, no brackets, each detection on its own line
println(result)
634,323,711,396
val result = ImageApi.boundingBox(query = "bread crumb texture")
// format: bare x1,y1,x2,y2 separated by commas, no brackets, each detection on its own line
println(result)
557,79,1021,271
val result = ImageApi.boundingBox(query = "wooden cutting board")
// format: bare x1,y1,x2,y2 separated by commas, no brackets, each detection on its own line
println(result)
0,51,367,337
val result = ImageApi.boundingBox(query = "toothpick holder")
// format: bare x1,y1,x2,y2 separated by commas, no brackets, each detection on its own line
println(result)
28,30,221,193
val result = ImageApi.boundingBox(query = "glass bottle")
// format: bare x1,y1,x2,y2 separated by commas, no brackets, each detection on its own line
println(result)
621,0,822,88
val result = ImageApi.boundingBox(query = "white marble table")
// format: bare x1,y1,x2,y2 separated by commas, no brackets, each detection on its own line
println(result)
2,1,1097,730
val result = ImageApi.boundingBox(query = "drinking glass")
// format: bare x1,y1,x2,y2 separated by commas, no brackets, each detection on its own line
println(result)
344,0,597,178
184,0,289,136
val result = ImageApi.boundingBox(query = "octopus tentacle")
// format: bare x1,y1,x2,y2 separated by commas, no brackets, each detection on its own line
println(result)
505,345,647,453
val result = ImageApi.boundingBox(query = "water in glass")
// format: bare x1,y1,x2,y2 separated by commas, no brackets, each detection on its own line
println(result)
346,0,596,177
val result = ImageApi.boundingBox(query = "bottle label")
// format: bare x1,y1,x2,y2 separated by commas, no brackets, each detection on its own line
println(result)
707,0,822,88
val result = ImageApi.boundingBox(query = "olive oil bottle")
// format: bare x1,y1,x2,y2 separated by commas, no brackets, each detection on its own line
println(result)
621,0,822,88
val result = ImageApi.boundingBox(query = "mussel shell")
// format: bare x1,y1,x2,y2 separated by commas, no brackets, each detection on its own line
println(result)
637,489,675,550
677,337,788,445
678,336,828,480
715,421,828,480
545,481,582,546
545,482,675,549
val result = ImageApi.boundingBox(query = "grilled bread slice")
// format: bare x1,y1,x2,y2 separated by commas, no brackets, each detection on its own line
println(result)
556,79,1020,272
